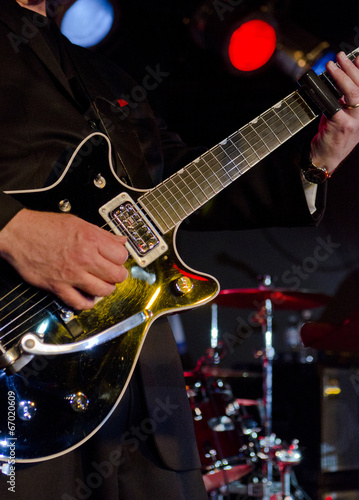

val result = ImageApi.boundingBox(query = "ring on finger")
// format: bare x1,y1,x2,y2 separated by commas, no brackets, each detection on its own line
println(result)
344,102,359,109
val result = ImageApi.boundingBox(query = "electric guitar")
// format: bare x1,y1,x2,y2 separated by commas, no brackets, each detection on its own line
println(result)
0,53,355,464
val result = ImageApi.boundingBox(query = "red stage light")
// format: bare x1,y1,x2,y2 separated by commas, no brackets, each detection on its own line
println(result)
228,19,277,72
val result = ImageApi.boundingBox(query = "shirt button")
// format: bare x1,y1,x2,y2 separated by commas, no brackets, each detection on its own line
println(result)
89,120,97,130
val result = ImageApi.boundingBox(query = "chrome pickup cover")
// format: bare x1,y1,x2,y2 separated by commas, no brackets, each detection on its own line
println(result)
99,193,168,267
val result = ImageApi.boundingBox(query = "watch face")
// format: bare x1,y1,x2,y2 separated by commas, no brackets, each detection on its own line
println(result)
303,165,328,184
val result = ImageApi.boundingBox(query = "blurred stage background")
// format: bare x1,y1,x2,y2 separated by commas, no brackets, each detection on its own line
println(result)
57,1,359,498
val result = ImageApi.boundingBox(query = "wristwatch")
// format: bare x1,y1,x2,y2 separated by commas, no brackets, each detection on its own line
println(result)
301,159,330,184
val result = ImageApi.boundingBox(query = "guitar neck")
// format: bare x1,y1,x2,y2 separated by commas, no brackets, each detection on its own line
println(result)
139,48,359,233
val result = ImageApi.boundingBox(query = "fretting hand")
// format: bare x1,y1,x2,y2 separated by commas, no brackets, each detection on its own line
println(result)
310,51,359,175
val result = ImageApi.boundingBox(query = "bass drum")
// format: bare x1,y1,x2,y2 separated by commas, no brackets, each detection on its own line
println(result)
185,375,260,478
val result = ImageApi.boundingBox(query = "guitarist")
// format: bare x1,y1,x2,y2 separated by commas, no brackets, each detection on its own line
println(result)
1,0,359,498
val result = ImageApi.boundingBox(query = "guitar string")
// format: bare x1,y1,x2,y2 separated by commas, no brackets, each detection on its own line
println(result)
1,298,55,347
0,282,29,311
0,289,47,325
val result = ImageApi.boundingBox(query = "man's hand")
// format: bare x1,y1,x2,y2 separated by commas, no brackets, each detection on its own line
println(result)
310,51,359,174
0,209,129,310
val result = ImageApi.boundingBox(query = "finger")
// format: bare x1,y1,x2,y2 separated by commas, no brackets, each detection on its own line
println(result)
51,272,120,310
52,284,97,311
336,51,359,85
88,236,129,284
88,259,129,286
98,235,129,266
73,273,119,298
326,54,359,107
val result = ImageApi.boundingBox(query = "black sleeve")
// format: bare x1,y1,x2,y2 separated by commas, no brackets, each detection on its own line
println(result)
0,192,25,230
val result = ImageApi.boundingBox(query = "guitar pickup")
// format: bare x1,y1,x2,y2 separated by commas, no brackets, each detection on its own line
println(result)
99,193,168,267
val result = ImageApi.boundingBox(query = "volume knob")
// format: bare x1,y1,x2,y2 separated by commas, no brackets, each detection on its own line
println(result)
67,392,89,413
173,276,193,295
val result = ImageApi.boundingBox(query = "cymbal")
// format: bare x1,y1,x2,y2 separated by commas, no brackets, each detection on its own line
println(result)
214,288,331,310
184,366,262,379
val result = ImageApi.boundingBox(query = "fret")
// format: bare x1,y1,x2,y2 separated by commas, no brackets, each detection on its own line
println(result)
165,169,204,207
217,139,243,165
274,100,303,135
151,164,220,229
249,115,281,150
159,174,198,215
141,191,172,232
206,145,240,184
249,122,272,152
219,140,243,178
200,144,247,188
186,162,216,198
259,108,289,143
286,93,317,125
144,189,176,230
231,130,261,166
154,189,179,225
201,152,233,188
241,124,269,160
173,167,209,204
193,156,224,192
157,178,191,221
226,137,251,173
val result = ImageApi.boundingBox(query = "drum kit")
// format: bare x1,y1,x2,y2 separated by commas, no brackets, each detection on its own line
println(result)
184,276,330,499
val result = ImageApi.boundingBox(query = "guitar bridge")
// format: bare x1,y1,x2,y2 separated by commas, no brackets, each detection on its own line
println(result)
99,193,168,267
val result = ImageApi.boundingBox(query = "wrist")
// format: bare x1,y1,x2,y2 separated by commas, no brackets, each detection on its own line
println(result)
301,157,332,184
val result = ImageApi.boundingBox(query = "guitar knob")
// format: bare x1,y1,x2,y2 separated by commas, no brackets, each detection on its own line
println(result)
93,174,106,189
173,276,193,295
66,392,89,413
17,401,37,421
58,199,72,213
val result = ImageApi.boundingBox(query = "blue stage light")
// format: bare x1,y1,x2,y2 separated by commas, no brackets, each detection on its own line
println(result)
61,0,115,48
311,50,336,75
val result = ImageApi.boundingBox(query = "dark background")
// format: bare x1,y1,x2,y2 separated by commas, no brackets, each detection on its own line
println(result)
91,1,359,497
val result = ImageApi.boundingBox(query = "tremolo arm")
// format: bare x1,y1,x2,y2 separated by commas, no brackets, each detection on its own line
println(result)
0,310,151,374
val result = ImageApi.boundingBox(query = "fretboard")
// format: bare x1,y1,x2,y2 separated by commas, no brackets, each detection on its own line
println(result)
139,91,316,233
139,48,359,233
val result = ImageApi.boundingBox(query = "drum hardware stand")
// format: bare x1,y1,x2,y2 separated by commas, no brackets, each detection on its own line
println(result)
256,274,276,491
208,302,225,365
191,304,226,375
253,276,302,499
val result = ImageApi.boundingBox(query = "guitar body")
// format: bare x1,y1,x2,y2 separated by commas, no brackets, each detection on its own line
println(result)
0,134,219,463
